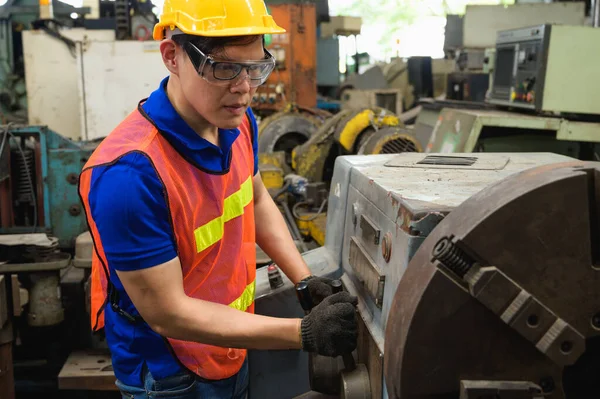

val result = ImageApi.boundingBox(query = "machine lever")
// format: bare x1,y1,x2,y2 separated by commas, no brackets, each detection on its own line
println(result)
331,280,357,372
295,281,313,314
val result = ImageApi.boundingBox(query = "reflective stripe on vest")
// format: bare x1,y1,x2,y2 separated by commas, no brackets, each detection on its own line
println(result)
229,280,255,312
194,175,253,253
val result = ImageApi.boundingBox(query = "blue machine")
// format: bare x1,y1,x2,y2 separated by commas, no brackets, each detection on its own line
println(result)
0,125,99,249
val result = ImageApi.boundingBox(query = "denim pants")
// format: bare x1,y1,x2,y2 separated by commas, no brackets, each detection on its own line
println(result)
115,359,249,399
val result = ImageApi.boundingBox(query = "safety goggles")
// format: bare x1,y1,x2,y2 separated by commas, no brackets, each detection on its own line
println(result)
182,41,276,88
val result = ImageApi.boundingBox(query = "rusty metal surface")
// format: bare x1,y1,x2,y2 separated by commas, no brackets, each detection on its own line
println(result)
253,3,317,112
293,110,353,183
384,161,600,398
360,152,575,217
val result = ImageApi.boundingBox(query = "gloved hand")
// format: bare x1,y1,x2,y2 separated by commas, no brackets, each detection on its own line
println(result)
300,275,336,307
300,291,358,357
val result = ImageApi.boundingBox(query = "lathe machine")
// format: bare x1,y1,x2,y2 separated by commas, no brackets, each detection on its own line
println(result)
248,151,600,399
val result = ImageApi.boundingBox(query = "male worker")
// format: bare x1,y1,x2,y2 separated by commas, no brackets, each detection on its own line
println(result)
77,0,358,397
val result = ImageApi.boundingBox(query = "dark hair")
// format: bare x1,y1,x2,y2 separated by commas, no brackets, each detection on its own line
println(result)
172,34,265,56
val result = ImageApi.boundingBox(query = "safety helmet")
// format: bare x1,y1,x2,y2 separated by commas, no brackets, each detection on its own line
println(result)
153,0,286,40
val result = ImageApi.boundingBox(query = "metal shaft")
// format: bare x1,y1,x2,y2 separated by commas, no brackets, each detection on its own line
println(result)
594,0,600,28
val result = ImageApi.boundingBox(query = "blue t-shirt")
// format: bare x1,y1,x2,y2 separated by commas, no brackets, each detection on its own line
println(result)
88,77,259,387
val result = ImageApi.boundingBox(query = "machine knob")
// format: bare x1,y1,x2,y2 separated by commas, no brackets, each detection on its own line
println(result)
525,77,536,91
331,280,343,293
295,281,313,313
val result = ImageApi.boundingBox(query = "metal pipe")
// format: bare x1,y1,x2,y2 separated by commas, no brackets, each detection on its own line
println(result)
594,0,600,28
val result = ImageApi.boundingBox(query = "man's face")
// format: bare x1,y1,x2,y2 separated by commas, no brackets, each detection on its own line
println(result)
177,38,264,130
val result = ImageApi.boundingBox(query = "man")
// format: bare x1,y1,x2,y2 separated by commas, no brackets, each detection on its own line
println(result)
78,0,358,398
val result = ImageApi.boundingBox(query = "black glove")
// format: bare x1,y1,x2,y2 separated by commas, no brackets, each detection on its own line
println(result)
300,291,358,357
301,275,336,307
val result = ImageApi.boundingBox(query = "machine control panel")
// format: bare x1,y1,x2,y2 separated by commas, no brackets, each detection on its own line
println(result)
490,25,545,108
510,41,540,104
488,24,600,116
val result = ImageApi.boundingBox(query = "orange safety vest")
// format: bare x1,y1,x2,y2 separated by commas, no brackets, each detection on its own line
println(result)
78,104,256,380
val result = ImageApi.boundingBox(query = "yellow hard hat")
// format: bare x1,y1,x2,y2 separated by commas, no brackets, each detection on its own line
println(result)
153,0,286,40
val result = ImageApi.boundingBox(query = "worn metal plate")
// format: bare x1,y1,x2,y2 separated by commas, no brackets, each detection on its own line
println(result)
58,350,117,391
0,252,70,273
384,161,600,398
385,154,509,170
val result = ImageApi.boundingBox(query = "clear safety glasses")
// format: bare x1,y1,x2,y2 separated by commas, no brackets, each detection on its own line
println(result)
182,41,276,88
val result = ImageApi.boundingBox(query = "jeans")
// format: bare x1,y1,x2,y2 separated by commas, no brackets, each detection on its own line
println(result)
115,359,249,399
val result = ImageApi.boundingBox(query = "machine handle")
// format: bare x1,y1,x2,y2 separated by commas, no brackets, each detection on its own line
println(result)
331,280,357,372
295,281,313,314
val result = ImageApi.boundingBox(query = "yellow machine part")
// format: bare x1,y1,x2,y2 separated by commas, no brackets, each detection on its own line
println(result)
258,163,284,190
357,126,423,155
291,110,354,182
373,133,421,154
336,108,401,152
295,213,327,247
258,151,287,170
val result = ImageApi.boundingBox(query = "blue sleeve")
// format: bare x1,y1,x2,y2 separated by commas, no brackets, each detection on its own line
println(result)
88,152,177,271
247,107,259,175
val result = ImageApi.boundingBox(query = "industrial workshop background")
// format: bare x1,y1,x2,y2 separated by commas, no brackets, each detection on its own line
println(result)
1,0,600,397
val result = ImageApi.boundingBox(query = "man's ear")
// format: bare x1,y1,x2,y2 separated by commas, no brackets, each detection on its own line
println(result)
160,39,179,75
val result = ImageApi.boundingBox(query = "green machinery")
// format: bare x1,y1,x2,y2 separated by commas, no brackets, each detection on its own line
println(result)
427,108,600,159
415,24,600,159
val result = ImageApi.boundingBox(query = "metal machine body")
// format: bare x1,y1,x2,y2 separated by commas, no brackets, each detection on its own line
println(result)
246,151,579,399
334,152,575,398
384,159,600,398
425,108,600,157
0,0,91,122
461,3,585,50
0,125,97,399
489,24,600,116
0,125,97,248
446,72,489,103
